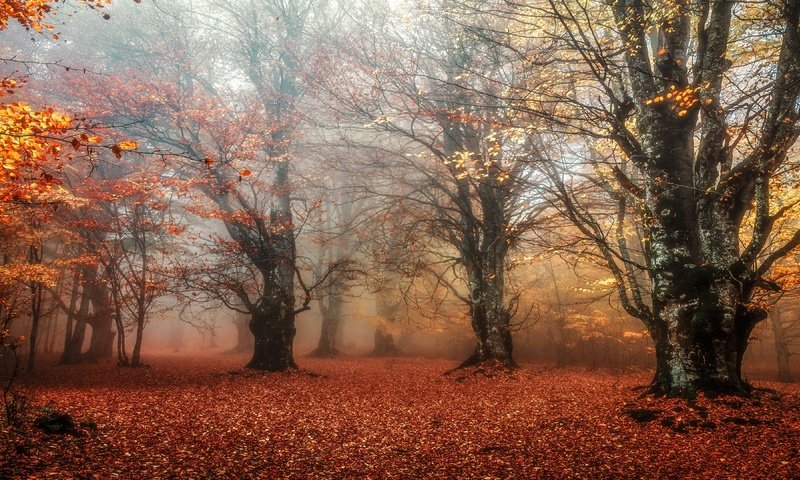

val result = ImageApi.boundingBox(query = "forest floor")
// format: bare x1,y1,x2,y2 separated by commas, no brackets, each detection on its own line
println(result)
2,355,799,479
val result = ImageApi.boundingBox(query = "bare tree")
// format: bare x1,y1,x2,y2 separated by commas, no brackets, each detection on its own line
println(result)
320,0,550,368
58,0,348,371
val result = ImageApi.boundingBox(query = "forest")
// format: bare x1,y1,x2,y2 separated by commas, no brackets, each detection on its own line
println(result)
1,0,800,478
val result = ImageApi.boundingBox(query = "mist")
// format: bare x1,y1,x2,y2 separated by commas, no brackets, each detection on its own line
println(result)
2,0,800,478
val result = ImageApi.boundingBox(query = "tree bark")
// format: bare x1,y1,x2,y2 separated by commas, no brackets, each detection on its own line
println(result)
60,270,81,361
130,309,146,367
26,281,42,373
245,157,298,371
457,264,514,368
83,278,114,362
62,267,95,365
638,119,762,396
456,191,514,369
247,292,297,371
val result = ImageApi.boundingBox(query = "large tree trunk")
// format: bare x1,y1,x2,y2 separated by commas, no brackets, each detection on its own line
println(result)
458,267,514,368
648,293,755,396
436,73,515,370
642,195,760,395
85,323,115,361
311,315,342,358
372,280,401,357
247,293,297,371
310,190,352,359
62,266,116,365
457,186,513,369
636,96,763,396
246,158,298,371
770,306,793,383
643,151,762,395
550,0,800,398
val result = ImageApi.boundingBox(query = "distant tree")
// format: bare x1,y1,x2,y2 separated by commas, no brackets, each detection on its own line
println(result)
769,302,798,382
309,187,357,358
321,0,550,368
93,162,177,367
57,0,348,371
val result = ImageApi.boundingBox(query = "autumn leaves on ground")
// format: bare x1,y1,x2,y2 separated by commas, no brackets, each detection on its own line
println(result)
2,356,799,479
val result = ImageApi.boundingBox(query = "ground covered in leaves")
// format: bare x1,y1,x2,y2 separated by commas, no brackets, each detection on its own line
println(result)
2,356,800,479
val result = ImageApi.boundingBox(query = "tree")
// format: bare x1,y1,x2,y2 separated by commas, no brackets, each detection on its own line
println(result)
59,0,349,370
768,302,798,382
0,0,141,371
321,0,548,368
83,161,177,367
532,0,800,395
308,186,357,358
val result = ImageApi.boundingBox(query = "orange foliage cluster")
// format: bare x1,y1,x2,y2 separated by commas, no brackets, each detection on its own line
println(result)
0,0,111,33
644,83,710,118
2,357,799,479
0,88,73,205
0,0,135,210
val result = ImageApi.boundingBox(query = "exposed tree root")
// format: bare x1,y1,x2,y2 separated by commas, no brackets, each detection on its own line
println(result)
307,347,344,359
444,358,517,380
625,388,782,433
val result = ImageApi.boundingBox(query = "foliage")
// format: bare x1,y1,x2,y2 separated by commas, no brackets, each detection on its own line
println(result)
0,0,111,33
1,357,799,478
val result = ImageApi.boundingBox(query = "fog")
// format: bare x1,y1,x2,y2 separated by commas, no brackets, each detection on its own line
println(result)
2,0,799,393
4,2,800,477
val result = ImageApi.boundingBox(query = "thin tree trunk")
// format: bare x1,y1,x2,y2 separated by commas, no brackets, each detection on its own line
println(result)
311,295,343,358
26,282,42,373
63,267,96,365
39,312,52,354
771,306,793,382
130,309,145,367
61,270,81,362
45,307,58,354
114,304,128,366
26,239,45,373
